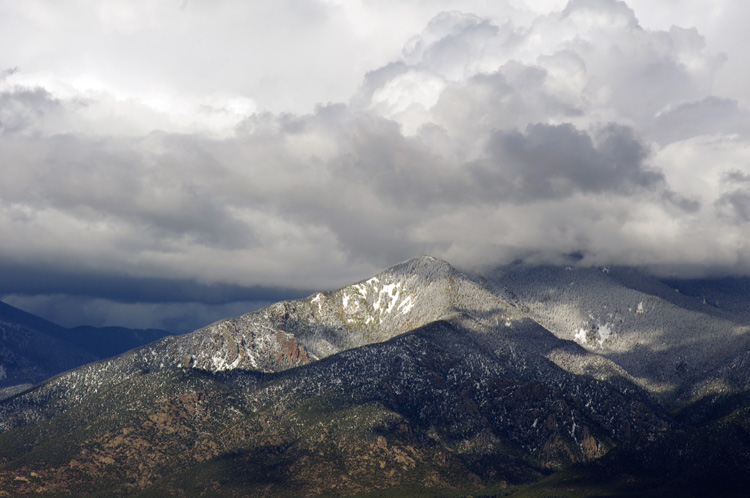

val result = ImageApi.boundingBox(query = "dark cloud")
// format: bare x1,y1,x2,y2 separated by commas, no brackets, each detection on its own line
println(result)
473,122,661,201
1,293,279,333
652,97,750,145
0,132,255,250
0,260,308,305
0,86,60,134
0,261,310,332
716,189,750,223
723,170,750,184
661,189,701,213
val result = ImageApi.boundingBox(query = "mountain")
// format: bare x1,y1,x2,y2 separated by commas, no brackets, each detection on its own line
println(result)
0,300,173,398
486,264,750,414
0,257,749,497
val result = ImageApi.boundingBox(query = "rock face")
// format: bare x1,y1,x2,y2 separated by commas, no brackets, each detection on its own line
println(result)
1,256,749,497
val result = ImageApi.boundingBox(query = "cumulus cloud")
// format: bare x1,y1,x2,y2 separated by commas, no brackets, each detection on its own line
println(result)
2,0,750,330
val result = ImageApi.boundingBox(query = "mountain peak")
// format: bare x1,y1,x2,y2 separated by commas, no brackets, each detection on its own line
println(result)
0,257,687,498
385,254,456,276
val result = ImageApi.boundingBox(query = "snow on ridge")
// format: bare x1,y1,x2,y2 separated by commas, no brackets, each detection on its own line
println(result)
338,273,420,325
311,293,324,312
354,283,368,299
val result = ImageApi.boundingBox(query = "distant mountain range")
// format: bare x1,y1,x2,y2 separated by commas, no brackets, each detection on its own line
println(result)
0,300,173,399
1,256,749,497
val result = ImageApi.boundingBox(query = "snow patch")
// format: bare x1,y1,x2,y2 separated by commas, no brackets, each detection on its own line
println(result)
398,295,414,314
311,293,324,312
247,349,258,368
597,323,612,346
210,354,228,371
380,283,401,314
371,281,402,315
574,328,588,344
354,283,368,298
636,301,645,314
229,355,242,369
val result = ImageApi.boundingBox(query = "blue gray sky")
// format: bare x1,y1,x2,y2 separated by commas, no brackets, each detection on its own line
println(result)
2,0,750,332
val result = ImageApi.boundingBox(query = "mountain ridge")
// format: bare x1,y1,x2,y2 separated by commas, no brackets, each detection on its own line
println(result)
1,256,750,496
0,299,173,397
487,264,750,408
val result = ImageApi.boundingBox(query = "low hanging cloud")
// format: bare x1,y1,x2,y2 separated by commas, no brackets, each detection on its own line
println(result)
2,0,750,330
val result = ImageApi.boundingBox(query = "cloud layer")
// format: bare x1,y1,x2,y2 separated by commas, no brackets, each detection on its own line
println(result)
2,0,750,330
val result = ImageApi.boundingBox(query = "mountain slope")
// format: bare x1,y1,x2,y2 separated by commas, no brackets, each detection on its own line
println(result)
2,256,749,496
0,313,669,497
0,300,173,397
0,257,633,433
487,264,750,408
0,300,96,393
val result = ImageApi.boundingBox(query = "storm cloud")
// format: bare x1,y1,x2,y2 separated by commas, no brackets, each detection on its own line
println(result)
2,0,750,330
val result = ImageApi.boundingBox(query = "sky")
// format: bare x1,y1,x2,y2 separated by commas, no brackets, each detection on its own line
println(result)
2,0,750,332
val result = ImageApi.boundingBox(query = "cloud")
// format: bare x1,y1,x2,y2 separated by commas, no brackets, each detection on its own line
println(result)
1,293,280,333
473,122,661,201
651,97,750,144
0,85,60,134
2,0,750,330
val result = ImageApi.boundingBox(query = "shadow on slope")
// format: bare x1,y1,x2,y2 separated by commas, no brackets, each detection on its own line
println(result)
485,264,750,410
513,399,750,498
